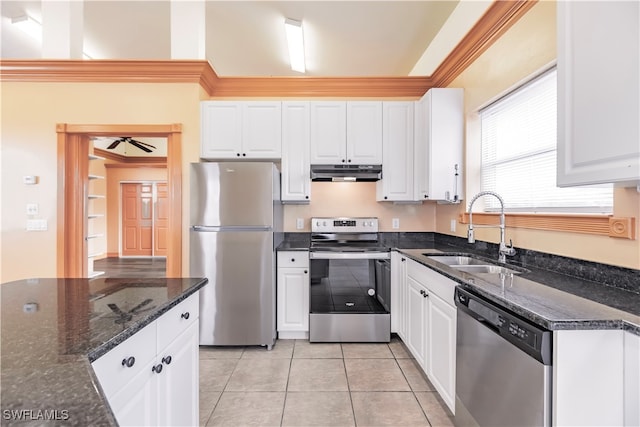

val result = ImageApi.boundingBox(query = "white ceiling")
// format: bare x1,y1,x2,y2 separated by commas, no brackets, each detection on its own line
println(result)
1,1,492,77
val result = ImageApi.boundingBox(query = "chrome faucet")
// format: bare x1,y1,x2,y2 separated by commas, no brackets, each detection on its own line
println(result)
467,191,516,263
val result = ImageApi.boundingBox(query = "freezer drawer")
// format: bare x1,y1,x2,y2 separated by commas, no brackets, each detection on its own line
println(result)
190,229,275,347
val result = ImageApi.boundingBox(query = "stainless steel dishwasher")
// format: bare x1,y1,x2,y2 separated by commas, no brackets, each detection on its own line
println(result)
454,287,552,427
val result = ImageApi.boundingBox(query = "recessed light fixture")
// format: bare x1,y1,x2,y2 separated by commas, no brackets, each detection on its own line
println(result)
12,14,42,42
284,18,305,73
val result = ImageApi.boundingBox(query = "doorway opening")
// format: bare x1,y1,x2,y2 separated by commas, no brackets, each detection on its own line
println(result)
56,123,183,278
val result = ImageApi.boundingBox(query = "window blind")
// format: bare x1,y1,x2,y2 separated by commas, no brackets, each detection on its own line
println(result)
480,68,613,213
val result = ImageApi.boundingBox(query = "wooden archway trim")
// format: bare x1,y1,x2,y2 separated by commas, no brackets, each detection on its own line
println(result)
56,123,182,278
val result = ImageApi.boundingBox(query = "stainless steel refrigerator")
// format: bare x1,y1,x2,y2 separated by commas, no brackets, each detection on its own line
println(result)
190,162,282,348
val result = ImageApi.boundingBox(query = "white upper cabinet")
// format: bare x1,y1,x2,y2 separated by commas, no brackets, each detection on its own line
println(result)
346,101,383,164
310,102,347,164
310,101,383,165
557,1,640,186
377,101,415,201
201,101,282,159
414,88,464,201
281,102,311,203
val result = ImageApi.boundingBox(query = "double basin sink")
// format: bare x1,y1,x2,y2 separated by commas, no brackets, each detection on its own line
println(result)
425,255,526,276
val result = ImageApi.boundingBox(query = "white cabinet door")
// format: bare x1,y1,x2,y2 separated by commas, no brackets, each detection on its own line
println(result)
108,358,158,427
157,321,199,427
557,1,640,186
415,88,464,201
242,101,282,158
624,331,640,427
277,267,310,333
377,102,414,201
405,274,428,368
310,102,347,164
282,101,311,202
390,251,407,338
427,293,456,412
201,101,243,159
347,101,383,164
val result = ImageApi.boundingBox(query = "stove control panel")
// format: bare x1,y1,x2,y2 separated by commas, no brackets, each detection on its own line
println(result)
311,217,379,233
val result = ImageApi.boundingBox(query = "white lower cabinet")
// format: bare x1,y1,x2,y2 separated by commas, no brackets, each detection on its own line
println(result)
400,257,457,413
92,293,199,427
277,251,310,339
390,251,407,339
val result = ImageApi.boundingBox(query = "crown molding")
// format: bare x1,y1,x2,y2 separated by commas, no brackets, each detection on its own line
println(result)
0,1,537,97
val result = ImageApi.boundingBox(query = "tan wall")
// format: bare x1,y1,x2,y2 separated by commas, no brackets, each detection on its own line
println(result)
283,182,436,232
436,1,640,269
1,82,202,283
104,166,168,257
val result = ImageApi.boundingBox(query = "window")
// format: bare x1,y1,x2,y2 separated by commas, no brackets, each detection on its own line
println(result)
480,67,613,213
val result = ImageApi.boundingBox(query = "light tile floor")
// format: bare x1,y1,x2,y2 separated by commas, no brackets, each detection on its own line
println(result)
199,337,455,427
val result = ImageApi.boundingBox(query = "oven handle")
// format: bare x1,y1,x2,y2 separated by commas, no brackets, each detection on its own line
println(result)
310,251,390,260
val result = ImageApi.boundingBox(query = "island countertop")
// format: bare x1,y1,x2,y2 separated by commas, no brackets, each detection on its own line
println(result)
0,277,207,426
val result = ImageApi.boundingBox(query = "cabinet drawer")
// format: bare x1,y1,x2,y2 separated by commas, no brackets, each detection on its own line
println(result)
91,321,157,399
277,251,309,268
406,258,456,306
156,293,199,350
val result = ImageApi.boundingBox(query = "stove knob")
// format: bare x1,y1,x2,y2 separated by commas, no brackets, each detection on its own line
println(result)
322,221,327,226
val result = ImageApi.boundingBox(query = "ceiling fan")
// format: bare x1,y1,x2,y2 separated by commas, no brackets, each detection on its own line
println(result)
107,136,156,153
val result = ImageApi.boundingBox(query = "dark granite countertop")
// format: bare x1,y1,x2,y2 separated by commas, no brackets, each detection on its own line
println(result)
0,277,207,426
398,248,640,336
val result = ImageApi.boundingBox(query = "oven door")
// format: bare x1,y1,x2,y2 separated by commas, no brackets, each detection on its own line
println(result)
309,250,391,342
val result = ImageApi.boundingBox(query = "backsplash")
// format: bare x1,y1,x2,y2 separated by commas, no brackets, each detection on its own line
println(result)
282,231,639,295
433,233,640,295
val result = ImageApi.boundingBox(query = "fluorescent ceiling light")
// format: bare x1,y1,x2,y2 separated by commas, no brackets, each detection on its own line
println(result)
12,14,42,42
285,18,305,73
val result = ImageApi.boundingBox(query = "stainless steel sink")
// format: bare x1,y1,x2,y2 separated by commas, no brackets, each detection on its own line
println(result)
425,254,526,275
450,264,521,275
425,255,488,266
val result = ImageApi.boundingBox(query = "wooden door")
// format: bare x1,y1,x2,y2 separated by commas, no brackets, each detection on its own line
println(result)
122,183,153,256
154,183,168,257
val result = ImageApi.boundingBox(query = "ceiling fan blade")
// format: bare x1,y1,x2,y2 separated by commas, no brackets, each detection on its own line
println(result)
131,139,156,150
128,140,153,153
106,138,123,149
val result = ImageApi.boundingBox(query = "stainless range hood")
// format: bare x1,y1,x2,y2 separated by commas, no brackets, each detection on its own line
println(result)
310,164,382,182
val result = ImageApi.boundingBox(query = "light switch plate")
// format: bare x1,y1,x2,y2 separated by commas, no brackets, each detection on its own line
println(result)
26,219,47,231
296,218,304,230
392,218,400,229
450,219,457,232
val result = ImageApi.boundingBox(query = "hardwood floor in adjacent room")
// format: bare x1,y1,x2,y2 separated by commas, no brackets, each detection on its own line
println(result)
93,257,166,278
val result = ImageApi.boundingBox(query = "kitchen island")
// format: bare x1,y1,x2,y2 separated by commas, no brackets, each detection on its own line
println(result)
0,277,207,426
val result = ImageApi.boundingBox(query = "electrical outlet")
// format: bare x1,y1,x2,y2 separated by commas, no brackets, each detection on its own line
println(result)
26,203,38,215
296,218,304,230
450,219,457,232
392,218,400,229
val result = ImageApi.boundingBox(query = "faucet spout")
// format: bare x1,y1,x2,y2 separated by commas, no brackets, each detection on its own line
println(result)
467,191,516,263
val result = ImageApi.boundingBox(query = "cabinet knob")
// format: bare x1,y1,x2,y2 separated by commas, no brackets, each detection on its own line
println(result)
152,364,163,374
341,159,346,163
121,356,135,368
304,270,308,274
291,258,295,262
347,159,351,163
236,153,240,157
424,195,428,199
242,153,247,157
420,289,429,298
181,312,190,320
401,258,406,262
305,196,309,199
162,356,172,365
384,196,388,200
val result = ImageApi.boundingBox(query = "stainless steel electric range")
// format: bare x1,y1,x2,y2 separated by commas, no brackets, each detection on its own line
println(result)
309,217,391,342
